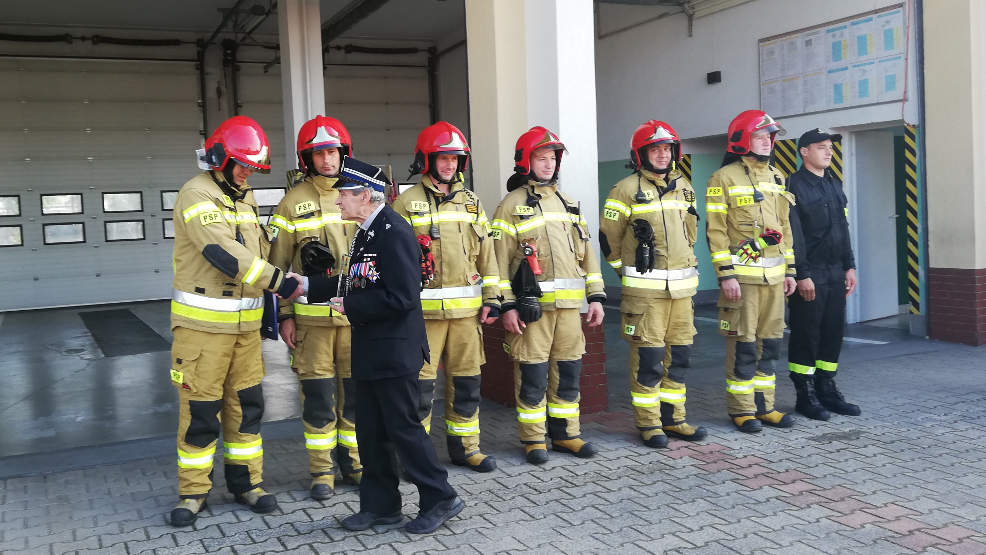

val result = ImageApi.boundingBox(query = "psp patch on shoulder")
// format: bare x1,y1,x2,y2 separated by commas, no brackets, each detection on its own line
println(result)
200,210,223,226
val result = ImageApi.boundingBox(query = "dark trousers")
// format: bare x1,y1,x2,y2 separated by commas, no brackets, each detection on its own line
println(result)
356,375,456,515
788,279,846,374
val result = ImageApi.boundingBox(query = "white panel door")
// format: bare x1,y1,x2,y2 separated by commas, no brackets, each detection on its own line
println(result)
0,59,201,311
853,129,899,322
236,63,430,193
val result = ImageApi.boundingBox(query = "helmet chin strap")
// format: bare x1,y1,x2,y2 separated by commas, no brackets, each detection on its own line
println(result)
748,153,771,163
428,168,457,185
215,165,246,200
643,161,672,175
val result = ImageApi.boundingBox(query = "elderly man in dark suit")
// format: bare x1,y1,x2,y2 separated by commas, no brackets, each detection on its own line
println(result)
303,156,463,535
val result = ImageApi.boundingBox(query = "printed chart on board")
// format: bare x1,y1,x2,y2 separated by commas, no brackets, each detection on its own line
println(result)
759,4,905,117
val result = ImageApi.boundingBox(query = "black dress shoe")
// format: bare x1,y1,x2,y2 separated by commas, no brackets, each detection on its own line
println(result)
405,496,465,534
340,510,403,531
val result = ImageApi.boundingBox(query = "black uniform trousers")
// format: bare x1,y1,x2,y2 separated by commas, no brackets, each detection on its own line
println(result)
788,278,846,373
356,375,457,515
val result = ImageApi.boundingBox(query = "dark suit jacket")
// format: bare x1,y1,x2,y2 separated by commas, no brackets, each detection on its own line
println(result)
309,204,429,380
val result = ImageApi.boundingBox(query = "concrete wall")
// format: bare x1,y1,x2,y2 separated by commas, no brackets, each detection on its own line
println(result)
594,0,920,162
435,40,470,139
923,0,986,344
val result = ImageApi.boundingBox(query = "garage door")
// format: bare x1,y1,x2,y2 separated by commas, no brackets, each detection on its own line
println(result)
237,62,430,205
0,58,201,311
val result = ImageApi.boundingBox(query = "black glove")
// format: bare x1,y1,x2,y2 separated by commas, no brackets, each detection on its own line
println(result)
483,303,501,320
516,296,542,324
324,275,340,298
276,276,300,299
631,218,657,273
300,240,336,277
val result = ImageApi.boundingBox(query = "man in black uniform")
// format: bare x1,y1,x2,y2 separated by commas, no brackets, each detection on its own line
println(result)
303,156,464,534
787,129,861,420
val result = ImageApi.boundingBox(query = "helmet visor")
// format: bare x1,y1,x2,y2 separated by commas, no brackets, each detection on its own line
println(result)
432,131,469,155
234,145,271,173
755,114,785,136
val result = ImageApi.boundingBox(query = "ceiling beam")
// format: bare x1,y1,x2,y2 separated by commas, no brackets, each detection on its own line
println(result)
321,0,391,48
204,0,248,49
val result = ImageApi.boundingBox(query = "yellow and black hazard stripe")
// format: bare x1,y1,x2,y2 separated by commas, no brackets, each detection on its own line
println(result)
904,125,920,315
678,154,692,182
773,139,798,177
830,140,844,181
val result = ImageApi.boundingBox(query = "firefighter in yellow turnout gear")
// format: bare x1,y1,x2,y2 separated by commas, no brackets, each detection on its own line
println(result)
169,116,303,526
600,121,707,448
493,127,606,465
705,110,798,433
393,122,500,473
268,116,362,498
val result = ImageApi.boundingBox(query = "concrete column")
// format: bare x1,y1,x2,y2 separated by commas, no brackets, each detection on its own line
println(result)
464,0,527,211
524,0,600,245
466,0,599,237
467,0,607,413
924,0,986,344
277,0,325,170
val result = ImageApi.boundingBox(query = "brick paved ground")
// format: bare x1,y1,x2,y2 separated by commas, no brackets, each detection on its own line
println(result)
4,305,986,554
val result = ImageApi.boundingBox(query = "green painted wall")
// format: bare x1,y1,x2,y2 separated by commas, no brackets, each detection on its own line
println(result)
596,155,721,292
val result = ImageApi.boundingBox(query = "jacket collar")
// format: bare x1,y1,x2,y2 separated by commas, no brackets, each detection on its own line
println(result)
310,175,340,193
740,155,770,173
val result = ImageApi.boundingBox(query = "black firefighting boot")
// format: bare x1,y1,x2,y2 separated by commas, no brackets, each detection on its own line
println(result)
310,474,334,501
755,393,794,428
790,373,830,421
732,415,762,433
660,403,708,441
448,435,497,473
641,428,669,448
552,438,598,458
170,497,207,527
451,451,498,473
234,487,278,514
815,374,861,416
525,443,549,465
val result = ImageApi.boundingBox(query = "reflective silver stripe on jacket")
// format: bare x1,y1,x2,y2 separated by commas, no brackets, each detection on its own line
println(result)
535,278,586,292
623,266,698,280
730,255,785,267
419,285,483,299
173,290,264,311
295,295,330,306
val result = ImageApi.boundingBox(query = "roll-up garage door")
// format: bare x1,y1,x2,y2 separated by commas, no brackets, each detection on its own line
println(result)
0,58,201,311
236,62,430,207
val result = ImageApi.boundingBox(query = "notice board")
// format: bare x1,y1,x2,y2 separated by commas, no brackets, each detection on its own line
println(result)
759,4,906,118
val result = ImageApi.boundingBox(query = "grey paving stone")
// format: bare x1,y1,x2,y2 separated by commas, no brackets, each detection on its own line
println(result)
633,534,696,553
231,536,285,554
125,533,178,554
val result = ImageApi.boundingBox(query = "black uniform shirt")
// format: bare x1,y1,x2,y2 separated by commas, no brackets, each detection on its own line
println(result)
788,167,856,284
